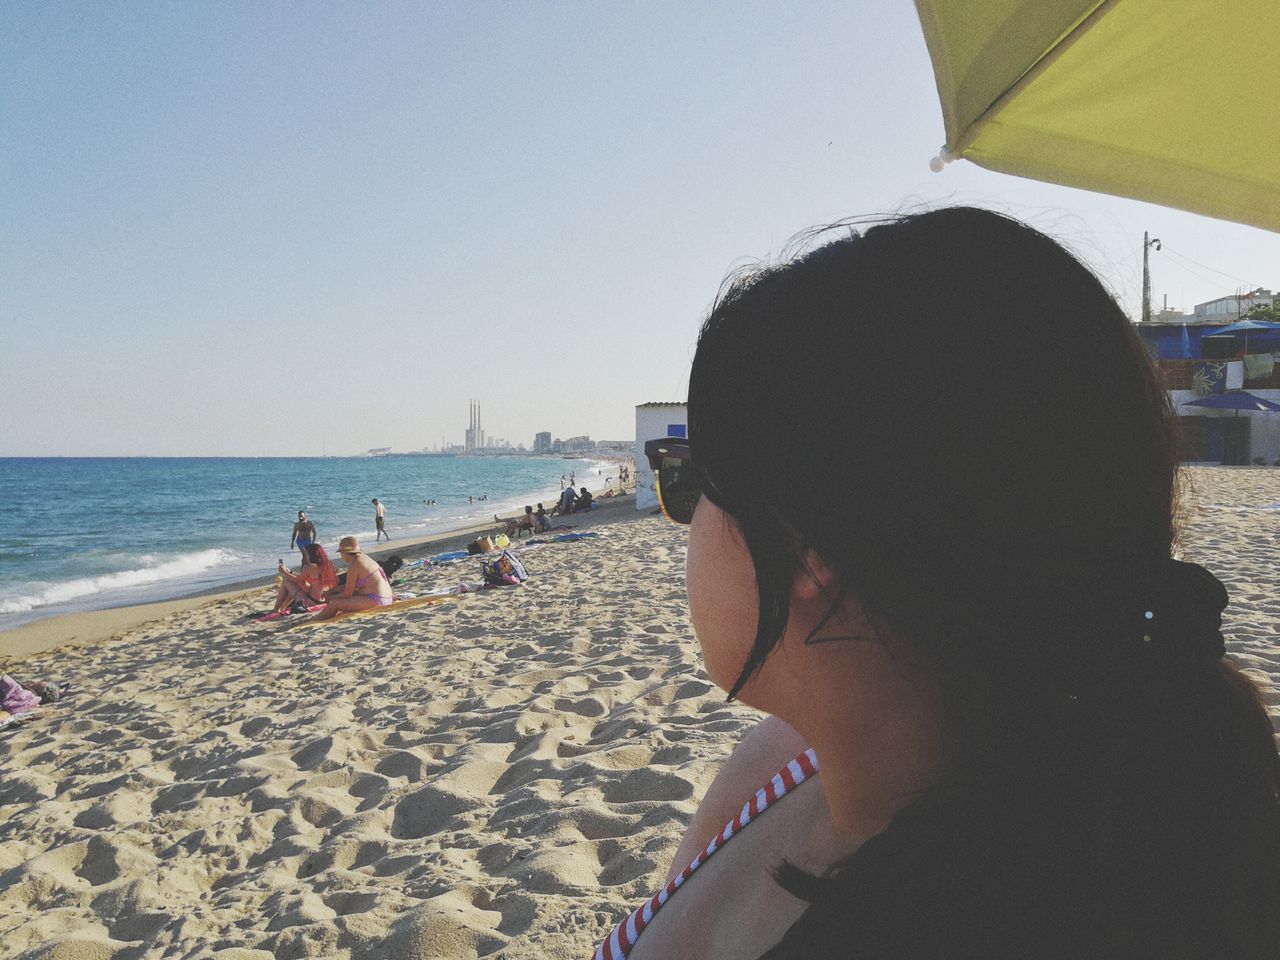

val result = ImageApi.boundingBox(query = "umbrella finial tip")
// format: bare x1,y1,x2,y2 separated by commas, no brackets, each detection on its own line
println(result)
929,148,956,173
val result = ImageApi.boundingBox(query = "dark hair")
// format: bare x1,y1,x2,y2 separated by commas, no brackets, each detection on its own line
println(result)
688,207,1280,957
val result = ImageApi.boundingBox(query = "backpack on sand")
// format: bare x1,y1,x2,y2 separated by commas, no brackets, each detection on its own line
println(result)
481,549,529,586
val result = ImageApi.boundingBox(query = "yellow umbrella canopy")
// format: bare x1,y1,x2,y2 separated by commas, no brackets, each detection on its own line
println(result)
914,0,1280,231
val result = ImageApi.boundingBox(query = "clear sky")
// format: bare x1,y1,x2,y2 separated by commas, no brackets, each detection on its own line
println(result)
5,2,1280,456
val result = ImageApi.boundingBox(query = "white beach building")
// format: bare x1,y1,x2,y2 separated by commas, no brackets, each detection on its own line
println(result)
634,402,688,511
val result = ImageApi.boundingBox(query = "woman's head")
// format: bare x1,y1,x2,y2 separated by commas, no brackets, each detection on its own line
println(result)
306,543,337,586
687,207,1179,714
683,205,1280,955
337,536,362,562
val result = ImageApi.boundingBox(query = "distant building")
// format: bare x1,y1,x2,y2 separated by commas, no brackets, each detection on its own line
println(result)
562,435,594,453
1191,288,1274,322
534,431,552,453
634,402,688,511
464,401,485,452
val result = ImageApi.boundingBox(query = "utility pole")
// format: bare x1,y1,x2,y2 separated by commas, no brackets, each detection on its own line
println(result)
1142,231,1161,322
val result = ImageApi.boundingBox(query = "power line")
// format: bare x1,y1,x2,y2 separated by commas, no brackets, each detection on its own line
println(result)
1158,255,1240,296
1159,246,1260,289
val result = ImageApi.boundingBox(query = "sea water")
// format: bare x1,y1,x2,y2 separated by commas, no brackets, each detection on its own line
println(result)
0,455,615,630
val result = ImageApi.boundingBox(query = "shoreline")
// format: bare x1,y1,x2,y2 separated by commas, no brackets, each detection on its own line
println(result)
0,483,640,667
0,453,622,637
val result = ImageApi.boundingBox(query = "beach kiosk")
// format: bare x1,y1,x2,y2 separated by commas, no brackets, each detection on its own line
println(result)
635,402,687,511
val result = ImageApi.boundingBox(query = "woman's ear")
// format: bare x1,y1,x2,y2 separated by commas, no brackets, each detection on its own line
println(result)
793,547,839,604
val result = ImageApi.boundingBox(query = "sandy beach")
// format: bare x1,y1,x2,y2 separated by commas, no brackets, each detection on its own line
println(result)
1,467,1276,959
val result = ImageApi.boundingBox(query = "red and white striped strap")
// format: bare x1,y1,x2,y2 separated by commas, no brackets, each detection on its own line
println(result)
593,748,819,960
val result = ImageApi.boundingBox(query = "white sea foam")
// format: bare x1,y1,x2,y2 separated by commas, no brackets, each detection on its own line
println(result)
0,548,239,614
1199,503,1280,513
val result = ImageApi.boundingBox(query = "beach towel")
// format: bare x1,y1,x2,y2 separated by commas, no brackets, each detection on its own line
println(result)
0,709,40,733
1,676,41,715
1192,361,1226,396
288,594,455,629
253,604,325,623
1244,352,1275,381
552,532,598,543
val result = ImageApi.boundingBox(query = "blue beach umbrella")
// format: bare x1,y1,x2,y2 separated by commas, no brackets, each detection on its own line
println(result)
1182,391,1280,414
1204,318,1280,354
1206,319,1280,336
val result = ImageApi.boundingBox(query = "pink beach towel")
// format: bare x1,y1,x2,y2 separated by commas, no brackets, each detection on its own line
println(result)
1,675,41,715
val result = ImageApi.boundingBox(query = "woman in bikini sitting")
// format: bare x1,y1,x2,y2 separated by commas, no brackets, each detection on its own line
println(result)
600,208,1280,960
314,535,393,619
272,543,338,615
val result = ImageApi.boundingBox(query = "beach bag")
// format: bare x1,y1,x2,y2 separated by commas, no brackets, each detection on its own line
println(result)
467,535,495,555
481,549,529,586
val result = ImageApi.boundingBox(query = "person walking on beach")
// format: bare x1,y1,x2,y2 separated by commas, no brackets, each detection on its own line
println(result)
372,498,388,541
290,511,316,563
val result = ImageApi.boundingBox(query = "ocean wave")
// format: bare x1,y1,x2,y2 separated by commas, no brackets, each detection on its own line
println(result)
0,548,240,614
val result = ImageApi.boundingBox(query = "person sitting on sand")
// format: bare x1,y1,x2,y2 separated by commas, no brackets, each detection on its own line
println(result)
272,543,337,615
533,503,550,532
599,207,1280,960
496,506,535,539
576,487,594,511
313,536,393,619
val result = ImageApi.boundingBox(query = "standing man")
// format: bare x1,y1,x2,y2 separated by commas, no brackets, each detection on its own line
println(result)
372,498,389,541
291,511,317,562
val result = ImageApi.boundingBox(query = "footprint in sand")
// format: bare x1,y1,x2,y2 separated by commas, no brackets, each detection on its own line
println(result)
391,784,485,839
599,767,695,804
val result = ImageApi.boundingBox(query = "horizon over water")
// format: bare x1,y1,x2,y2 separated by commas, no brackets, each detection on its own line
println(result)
0,455,617,632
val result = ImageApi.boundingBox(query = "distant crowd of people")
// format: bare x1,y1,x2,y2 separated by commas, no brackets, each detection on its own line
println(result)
494,486,597,540
279,465,626,616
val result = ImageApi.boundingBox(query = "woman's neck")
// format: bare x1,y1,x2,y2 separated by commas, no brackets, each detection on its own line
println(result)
781,644,949,843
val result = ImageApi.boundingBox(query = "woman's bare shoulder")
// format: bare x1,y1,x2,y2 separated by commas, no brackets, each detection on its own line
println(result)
662,715,810,883
711,715,810,804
